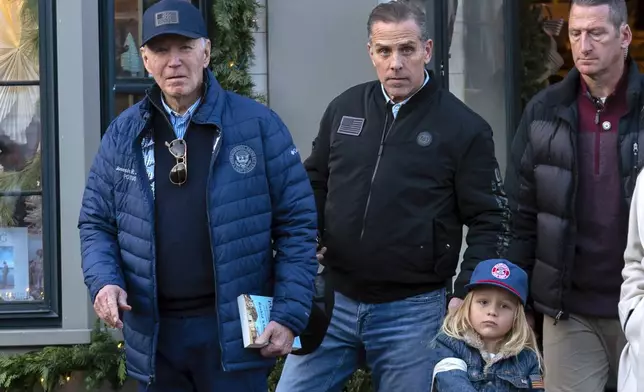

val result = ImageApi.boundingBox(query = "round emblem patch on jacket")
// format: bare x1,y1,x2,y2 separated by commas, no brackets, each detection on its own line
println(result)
416,131,433,147
491,263,511,280
229,145,257,174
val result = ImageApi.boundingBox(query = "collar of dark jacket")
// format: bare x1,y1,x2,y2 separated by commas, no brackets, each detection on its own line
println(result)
376,69,440,114
136,69,224,140
550,58,642,125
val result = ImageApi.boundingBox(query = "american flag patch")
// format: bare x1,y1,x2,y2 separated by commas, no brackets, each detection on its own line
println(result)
155,11,179,26
530,374,544,388
337,116,365,136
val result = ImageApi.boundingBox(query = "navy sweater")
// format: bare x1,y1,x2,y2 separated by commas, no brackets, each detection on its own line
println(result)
152,104,216,316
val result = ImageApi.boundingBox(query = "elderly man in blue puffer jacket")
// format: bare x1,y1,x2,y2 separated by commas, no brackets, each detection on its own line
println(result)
78,1,317,390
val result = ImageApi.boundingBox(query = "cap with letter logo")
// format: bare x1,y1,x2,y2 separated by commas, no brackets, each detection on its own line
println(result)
142,0,208,46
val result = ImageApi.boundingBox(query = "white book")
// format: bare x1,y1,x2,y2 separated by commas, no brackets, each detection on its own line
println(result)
237,294,302,350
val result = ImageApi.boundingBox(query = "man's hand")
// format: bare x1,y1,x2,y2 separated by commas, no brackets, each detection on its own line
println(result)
317,246,327,262
448,297,464,313
256,321,295,357
94,284,131,329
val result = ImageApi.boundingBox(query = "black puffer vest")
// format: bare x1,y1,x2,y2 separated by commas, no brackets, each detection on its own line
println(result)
506,60,644,320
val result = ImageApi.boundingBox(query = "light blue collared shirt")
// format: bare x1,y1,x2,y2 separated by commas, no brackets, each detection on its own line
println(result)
141,96,202,196
381,69,430,119
160,96,202,139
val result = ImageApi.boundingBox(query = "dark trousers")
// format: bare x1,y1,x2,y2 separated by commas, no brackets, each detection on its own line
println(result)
140,313,268,392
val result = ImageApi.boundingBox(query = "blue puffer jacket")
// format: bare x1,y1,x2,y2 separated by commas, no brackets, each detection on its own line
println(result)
78,70,318,384
431,332,544,391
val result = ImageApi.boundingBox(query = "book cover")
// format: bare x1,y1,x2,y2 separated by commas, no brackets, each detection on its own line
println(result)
237,294,302,350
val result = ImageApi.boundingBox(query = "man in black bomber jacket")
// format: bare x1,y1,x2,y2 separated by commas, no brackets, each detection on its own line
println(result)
276,2,511,391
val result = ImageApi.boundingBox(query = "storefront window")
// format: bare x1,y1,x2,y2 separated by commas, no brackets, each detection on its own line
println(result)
0,0,51,307
447,0,510,172
115,93,146,116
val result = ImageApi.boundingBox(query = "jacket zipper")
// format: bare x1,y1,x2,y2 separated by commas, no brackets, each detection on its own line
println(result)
594,108,602,175
150,98,228,372
146,99,183,384
144,97,195,383
137,136,157,388
206,131,225,370
633,142,639,178
360,112,396,240
554,121,579,325
136,113,158,388
563,128,579,323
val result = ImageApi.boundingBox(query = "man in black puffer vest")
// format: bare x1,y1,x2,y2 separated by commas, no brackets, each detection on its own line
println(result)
505,1,642,390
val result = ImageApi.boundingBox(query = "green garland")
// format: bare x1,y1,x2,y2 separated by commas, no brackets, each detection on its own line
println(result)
210,0,264,102
0,321,126,391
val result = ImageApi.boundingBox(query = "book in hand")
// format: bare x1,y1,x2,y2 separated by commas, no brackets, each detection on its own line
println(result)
237,294,302,350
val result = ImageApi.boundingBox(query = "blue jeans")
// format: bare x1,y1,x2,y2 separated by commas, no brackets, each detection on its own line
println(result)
139,314,267,392
277,288,446,392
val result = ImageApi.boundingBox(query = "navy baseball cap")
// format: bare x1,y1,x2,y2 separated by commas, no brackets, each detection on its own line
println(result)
141,0,208,46
465,259,528,305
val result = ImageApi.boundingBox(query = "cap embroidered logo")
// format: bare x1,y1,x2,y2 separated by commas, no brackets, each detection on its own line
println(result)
491,263,511,280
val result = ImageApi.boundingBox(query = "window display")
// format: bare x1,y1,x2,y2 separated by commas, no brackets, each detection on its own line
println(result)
0,0,45,304
115,93,146,116
0,227,30,301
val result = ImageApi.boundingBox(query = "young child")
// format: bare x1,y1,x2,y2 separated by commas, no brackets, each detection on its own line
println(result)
431,259,544,391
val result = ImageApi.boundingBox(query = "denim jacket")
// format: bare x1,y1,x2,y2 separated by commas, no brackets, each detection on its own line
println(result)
431,332,544,391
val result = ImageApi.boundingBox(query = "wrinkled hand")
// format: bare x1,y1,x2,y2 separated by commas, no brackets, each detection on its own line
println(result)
94,284,131,329
316,246,327,262
448,297,464,313
256,321,295,357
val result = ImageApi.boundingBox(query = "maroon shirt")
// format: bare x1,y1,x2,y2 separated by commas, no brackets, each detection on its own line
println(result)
568,74,629,317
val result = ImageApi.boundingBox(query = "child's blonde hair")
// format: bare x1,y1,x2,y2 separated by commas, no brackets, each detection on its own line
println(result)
441,290,545,374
